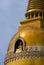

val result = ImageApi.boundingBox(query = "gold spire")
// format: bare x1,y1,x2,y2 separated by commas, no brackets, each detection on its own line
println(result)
25,0,44,19
4,0,44,65
27,0,44,11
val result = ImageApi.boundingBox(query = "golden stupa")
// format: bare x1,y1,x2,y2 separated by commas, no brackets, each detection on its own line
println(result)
4,0,44,65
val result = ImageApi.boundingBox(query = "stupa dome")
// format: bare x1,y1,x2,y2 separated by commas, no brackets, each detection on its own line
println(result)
4,27,44,65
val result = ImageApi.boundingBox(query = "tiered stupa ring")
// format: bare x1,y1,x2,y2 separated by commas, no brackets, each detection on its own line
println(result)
27,0,44,10
25,0,44,18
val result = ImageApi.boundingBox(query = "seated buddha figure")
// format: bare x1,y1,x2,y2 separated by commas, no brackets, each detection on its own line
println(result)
16,42,23,53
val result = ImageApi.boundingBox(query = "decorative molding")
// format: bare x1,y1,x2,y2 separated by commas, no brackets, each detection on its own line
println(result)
4,51,44,65
26,46,44,52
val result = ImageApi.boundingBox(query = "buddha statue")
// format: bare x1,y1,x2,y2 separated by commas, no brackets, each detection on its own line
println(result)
16,42,23,53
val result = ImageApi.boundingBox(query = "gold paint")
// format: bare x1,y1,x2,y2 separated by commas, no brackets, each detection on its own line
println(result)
4,0,44,65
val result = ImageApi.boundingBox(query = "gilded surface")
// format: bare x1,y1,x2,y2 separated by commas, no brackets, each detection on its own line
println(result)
4,0,44,65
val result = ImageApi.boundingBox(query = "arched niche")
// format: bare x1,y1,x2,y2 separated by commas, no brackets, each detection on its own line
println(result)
14,38,25,53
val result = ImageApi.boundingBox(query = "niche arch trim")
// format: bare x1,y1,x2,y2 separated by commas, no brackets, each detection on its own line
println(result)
14,38,25,53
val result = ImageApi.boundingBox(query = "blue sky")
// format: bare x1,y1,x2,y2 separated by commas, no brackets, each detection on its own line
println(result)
0,0,28,65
